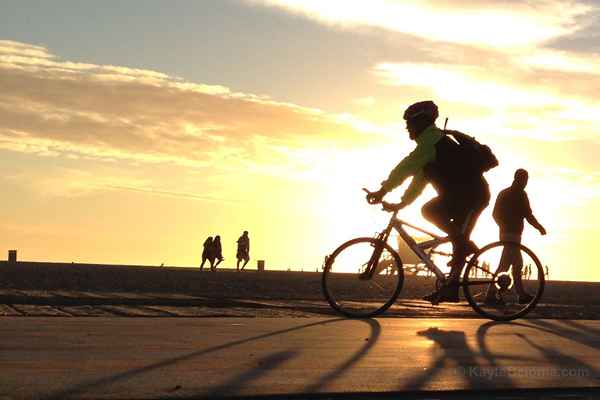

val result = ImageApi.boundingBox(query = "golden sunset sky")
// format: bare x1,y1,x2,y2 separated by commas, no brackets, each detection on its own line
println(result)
1,1,599,281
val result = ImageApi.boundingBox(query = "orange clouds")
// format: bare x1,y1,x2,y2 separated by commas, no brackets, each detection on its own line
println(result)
0,40,378,173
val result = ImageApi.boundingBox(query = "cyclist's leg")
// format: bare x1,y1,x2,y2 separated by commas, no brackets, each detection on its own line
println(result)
451,181,490,271
422,196,453,233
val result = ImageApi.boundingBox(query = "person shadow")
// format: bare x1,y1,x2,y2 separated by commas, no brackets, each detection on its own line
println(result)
403,326,515,390
476,320,599,387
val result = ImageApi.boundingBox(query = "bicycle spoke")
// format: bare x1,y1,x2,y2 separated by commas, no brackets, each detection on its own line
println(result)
323,238,403,318
463,241,544,321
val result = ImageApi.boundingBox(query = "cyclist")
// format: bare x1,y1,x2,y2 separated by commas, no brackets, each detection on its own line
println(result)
367,100,490,303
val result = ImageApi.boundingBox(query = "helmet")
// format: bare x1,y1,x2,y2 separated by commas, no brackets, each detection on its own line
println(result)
403,100,439,121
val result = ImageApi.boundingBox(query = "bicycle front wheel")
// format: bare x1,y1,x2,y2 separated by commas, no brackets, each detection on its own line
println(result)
463,241,545,321
322,237,404,318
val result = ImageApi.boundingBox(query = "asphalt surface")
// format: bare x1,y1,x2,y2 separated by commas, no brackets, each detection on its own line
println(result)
0,317,599,399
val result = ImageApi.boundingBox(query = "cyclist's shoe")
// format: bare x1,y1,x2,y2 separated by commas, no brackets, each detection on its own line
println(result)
423,284,460,304
422,291,439,304
518,293,534,304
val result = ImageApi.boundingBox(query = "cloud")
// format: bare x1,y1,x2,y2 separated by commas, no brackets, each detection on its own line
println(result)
0,40,380,173
105,185,242,204
373,59,600,141
250,0,590,49
249,0,600,144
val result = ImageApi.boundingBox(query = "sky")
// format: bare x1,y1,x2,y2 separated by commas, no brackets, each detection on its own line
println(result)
1,0,599,281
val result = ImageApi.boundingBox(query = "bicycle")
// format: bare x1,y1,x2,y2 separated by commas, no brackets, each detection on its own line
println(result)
321,189,545,321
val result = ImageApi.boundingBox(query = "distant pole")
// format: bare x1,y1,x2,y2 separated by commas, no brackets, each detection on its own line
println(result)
8,250,17,264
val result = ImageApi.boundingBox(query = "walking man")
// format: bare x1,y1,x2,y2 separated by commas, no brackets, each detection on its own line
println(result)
485,168,546,305
236,231,250,271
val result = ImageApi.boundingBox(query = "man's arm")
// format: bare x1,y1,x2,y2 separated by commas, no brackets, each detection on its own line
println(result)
399,170,427,206
524,194,546,235
381,145,431,193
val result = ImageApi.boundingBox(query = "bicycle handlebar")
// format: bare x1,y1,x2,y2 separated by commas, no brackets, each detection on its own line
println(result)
362,188,401,213
362,187,382,205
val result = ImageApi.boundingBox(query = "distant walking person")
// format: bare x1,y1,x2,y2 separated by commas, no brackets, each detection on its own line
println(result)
485,169,546,305
236,231,250,271
200,236,214,271
212,235,224,270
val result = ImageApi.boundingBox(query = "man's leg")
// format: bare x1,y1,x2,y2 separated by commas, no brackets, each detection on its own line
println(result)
423,196,467,274
422,196,453,233
421,197,462,303
506,237,531,301
485,241,512,301
241,255,249,270
451,186,490,277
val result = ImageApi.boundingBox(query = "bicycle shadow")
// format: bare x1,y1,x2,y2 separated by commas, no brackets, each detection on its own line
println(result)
402,326,516,390
477,320,599,385
43,318,381,400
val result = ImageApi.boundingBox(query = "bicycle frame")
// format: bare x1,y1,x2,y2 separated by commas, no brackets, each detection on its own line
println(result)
373,210,455,282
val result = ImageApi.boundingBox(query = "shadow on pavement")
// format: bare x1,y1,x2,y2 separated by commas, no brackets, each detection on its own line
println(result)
43,318,381,400
402,326,515,391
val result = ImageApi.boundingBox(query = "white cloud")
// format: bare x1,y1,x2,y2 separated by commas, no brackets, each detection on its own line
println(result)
251,0,590,49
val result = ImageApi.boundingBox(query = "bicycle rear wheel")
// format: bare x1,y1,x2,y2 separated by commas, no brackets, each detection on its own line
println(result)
322,237,404,318
462,241,544,321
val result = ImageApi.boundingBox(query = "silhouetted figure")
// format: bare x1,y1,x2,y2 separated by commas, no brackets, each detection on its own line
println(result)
200,236,214,271
485,169,546,305
212,235,224,270
367,101,492,303
237,231,250,271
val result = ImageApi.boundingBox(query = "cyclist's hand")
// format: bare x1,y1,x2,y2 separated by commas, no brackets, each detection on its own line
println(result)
382,201,405,212
364,188,385,204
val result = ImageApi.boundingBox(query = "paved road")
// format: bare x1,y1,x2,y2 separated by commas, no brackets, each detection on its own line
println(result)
0,318,598,399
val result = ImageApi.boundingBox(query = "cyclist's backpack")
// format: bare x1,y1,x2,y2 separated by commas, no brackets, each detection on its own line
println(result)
444,129,499,175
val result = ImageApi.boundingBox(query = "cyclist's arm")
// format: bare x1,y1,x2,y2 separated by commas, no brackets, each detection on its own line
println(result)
400,170,427,205
381,145,433,193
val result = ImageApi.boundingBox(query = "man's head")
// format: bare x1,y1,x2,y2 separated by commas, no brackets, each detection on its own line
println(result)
513,168,529,189
403,100,438,140
243,230,248,236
